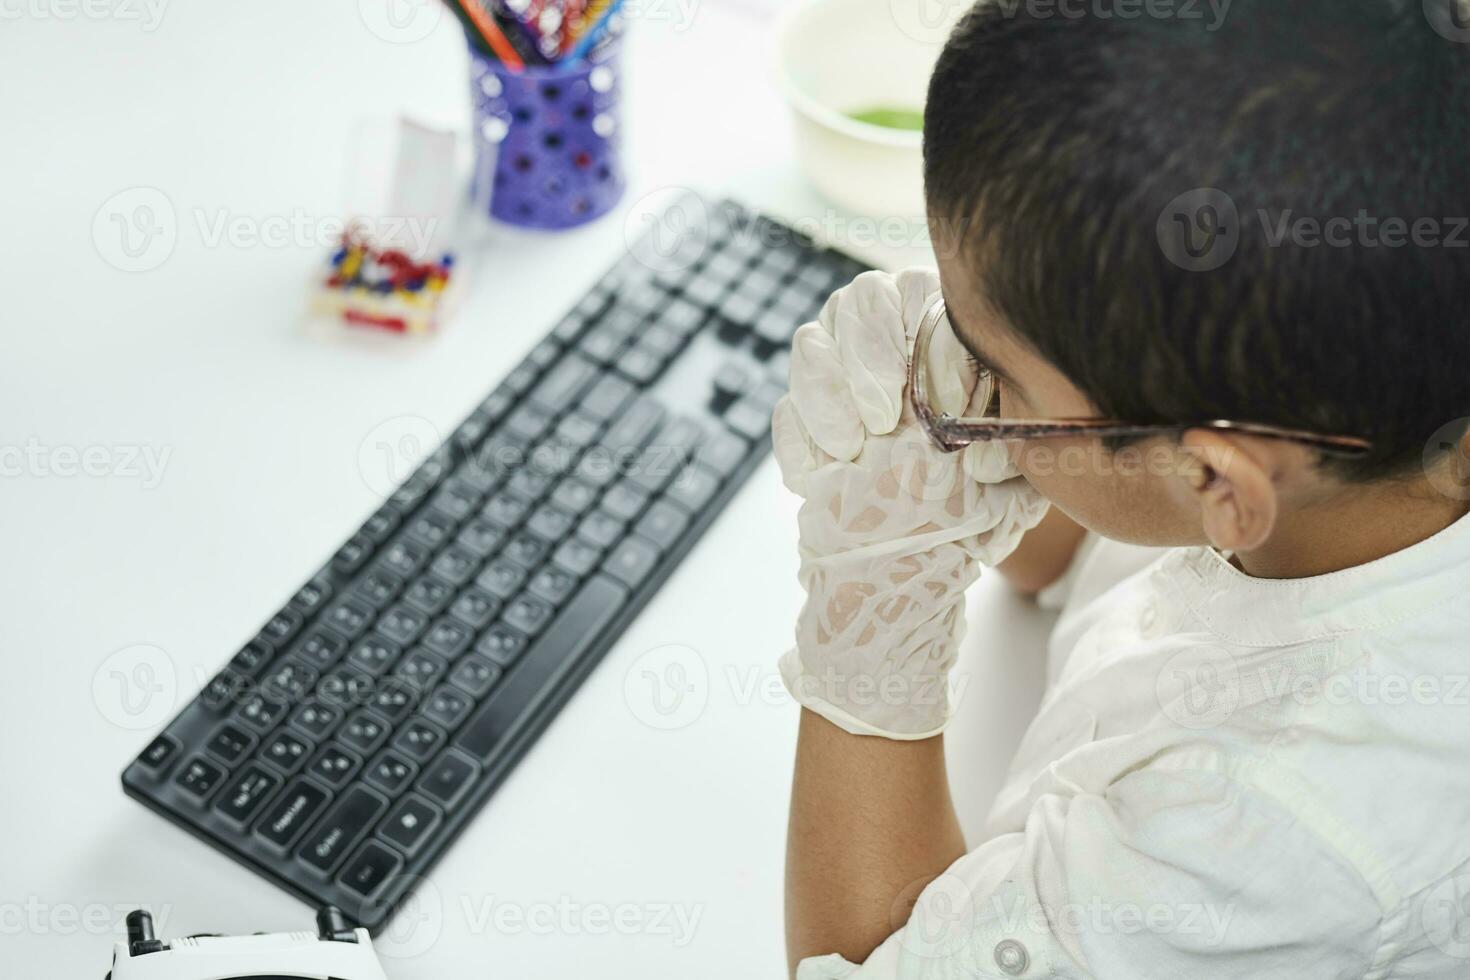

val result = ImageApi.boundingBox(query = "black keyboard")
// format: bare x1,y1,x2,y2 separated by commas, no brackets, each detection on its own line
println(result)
121,197,866,933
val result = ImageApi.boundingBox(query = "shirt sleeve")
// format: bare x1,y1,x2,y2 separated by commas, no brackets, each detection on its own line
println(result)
797,764,1384,980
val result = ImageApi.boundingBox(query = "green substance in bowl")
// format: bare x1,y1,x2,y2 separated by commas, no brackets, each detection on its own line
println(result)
847,106,925,131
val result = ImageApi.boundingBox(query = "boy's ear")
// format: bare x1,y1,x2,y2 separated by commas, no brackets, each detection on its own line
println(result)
1177,430,1280,554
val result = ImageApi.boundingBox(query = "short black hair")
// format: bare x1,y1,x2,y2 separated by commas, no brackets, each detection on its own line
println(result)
924,0,1470,481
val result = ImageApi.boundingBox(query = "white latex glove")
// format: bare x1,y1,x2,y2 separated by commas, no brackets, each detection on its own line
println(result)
772,269,1050,739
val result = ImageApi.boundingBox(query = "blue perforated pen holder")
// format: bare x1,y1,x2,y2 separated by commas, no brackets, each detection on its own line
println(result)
468,38,627,230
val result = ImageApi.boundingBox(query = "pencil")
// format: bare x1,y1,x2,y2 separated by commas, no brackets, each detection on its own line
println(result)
446,0,525,71
562,0,623,64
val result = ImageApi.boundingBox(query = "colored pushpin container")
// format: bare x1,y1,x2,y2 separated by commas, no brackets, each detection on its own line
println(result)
468,33,626,230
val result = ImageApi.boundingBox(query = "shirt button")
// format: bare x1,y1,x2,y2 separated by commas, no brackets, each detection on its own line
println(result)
994,939,1030,975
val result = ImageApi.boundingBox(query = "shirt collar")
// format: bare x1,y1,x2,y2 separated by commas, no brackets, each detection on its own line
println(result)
1157,510,1470,646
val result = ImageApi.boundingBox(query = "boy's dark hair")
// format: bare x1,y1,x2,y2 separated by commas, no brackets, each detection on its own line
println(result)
924,0,1470,481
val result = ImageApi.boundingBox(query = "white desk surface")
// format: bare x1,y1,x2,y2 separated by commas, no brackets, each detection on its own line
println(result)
0,4,1052,976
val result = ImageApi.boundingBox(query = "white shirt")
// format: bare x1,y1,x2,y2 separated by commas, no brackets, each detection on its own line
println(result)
800,513,1470,980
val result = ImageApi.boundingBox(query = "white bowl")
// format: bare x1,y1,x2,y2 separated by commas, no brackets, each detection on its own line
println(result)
774,0,958,220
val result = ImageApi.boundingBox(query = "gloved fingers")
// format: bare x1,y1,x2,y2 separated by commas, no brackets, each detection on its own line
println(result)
924,305,982,418
963,439,1023,484
772,394,822,496
788,320,866,461
828,271,907,437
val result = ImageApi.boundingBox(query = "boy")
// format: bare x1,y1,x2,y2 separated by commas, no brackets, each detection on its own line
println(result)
772,1,1470,976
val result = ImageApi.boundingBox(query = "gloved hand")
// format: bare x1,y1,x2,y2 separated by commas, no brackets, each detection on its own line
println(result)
772,268,1049,739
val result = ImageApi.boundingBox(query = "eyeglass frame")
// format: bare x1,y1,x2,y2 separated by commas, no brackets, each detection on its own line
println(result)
908,297,1374,458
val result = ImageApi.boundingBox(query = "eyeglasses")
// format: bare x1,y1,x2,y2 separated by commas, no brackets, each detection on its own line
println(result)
908,297,1374,458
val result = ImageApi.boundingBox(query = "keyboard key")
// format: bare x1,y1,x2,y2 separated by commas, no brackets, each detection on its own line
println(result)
724,398,771,442
296,786,386,874
332,537,373,578
530,352,598,412
136,734,180,773
214,764,281,827
526,505,575,544
255,779,331,851
261,660,317,704
482,489,532,529
635,501,691,551
309,743,362,788
424,686,474,730
230,640,273,676
353,569,402,611
528,566,578,606
175,756,226,801
367,679,419,724
339,710,390,755
289,703,341,740
202,668,247,711
475,625,528,667
289,577,333,615
616,347,662,385
476,557,526,599
418,749,480,809
206,723,257,766
259,608,304,649
378,795,441,856
348,635,400,676
422,617,473,659
551,479,598,516
294,627,348,669
577,510,625,549
697,429,750,477
601,397,664,456
505,404,554,443
503,532,548,569
582,373,635,421
261,730,312,775
603,537,661,589
431,546,481,586
503,594,555,638
395,649,449,690
456,518,505,558
449,656,502,698
553,537,603,577
711,361,749,412
339,841,403,900
235,694,289,734
377,603,428,646
378,538,430,579
405,509,455,550
361,506,400,544
600,482,649,522
448,587,500,630
664,465,721,513
364,750,419,796
393,720,446,763
456,576,629,761
316,665,372,709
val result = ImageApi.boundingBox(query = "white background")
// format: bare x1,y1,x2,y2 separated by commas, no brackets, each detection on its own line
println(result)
0,1,1052,976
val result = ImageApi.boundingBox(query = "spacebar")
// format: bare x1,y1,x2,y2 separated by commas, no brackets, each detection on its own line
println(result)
455,574,629,761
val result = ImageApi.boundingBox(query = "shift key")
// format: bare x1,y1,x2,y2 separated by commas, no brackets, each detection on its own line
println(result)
295,786,386,874
455,575,628,761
